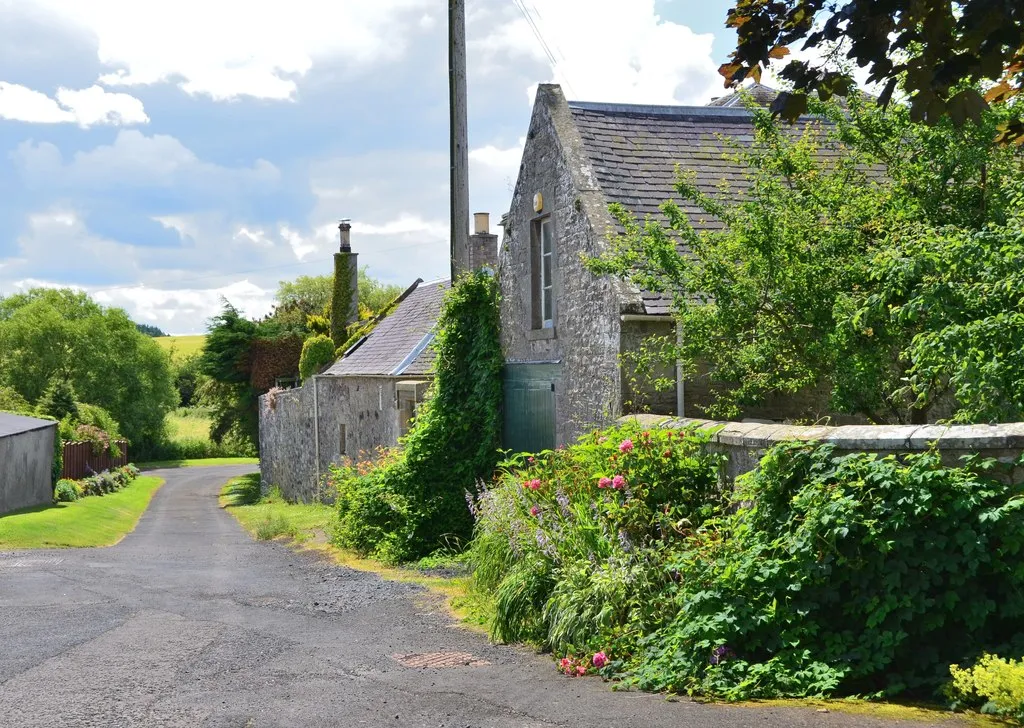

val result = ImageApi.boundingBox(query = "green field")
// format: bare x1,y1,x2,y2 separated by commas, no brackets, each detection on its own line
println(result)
0,476,164,549
167,408,212,440
155,335,206,362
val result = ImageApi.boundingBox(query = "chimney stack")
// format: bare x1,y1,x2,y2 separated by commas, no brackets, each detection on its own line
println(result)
467,212,498,274
330,218,359,348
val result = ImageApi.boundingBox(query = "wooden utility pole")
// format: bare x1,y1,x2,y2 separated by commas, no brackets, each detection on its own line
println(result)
449,0,470,282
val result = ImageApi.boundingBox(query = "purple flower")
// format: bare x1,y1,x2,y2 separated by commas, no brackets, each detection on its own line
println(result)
709,645,735,665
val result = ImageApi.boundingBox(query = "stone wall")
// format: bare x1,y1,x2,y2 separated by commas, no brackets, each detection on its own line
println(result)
620,318,677,417
258,375,405,503
0,420,56,515
499,85,633,446
627,414,1024,485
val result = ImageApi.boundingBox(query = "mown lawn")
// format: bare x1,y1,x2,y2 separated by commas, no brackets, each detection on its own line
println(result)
0,476,164,549
219,474,490,630
155,335,206,362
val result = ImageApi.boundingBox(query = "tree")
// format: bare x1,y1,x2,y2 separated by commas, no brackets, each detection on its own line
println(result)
36,376,80,422
587,95,1024,424
722,0,1024,143
273,270,403,323
0,289,177,446
136,323,166,337
199,302,260,447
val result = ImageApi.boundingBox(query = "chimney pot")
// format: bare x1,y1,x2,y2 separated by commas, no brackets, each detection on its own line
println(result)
473,212,490,235
339,219,352,252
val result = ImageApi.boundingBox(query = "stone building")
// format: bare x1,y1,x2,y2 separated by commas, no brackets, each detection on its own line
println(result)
258,218,499,502
499,84,836,452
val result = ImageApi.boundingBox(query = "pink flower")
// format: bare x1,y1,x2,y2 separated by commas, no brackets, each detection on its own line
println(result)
530,505,541,517
612,475,626,490
598,477,612,489
527,456,536,464
618,439,634,453
598,436,608,444
559,657,572,672
592,651,608,668
528,478,542,491
576,665,587,676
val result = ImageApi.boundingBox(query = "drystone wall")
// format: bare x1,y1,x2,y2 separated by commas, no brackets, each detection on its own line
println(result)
627,414,1024,485
258,375,404,503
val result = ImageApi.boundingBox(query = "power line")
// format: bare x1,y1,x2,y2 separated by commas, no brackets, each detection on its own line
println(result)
511,0,578,98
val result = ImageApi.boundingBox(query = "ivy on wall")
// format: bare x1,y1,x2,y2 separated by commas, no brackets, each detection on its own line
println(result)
332,271,504,562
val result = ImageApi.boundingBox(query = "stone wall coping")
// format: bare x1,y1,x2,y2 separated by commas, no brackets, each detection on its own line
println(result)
622,414,1024,451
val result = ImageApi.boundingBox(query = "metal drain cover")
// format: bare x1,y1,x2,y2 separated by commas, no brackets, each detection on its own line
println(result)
392,651,489,668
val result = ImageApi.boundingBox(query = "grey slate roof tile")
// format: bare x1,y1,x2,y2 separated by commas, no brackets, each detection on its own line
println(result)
325,280,448,378
568,100,841,314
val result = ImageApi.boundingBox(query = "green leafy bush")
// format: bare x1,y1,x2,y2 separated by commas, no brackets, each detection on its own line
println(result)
53,479,80,503
299,334,336,381
470,423,722,656
332,272,503,563
949,654,1024,723
469,424,1024,702
254,513,296,541
627,443,1024,700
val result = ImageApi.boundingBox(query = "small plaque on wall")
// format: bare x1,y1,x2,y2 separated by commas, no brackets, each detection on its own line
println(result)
533,192,544,213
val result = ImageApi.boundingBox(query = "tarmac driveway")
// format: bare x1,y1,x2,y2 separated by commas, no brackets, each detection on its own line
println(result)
0,465,956,727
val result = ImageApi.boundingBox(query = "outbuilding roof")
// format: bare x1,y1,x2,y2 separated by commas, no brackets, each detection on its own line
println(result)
324,280,448,378
566,95,839,315
0,412,56,439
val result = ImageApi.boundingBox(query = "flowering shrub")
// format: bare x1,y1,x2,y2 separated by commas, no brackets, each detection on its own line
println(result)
469,422,722,658
471,425,1024,702
76,465,141,498
949,654,1024,724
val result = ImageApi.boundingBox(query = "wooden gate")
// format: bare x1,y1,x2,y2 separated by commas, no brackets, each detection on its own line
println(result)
503,364,560,454
62,440,129,480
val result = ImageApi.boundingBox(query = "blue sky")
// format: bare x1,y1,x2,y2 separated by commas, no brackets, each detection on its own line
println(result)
0,0,738,333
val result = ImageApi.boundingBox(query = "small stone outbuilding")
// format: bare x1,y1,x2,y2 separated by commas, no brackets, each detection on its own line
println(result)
499,83,838,452
0,412,56,515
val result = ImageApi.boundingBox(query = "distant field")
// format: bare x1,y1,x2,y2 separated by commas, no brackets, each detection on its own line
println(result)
167,409,211,440
155,335,206,361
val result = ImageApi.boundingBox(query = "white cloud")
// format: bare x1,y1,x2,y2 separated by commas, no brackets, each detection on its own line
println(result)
473,0,721,105
0,81,147,126
92,280,275,334
470,138,525,176
25,0,434,101
13,130,279,191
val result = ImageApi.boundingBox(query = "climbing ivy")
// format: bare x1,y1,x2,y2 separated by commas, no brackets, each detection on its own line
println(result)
333,271,503,562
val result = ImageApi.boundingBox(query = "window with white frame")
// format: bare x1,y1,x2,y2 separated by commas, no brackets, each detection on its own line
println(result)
532,217,555,329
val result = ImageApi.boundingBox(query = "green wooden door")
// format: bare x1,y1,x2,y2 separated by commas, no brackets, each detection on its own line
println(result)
503,364,559,454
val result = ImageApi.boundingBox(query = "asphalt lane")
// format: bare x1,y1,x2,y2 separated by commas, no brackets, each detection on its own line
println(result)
0,466,954,727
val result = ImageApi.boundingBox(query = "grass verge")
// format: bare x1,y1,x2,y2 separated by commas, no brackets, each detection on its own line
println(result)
140,457,260,469
216,474,985,724
219,474,491,630
0,476,164,549
733,698,1002,726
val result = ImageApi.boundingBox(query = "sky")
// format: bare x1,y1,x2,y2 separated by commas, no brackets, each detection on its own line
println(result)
0,0,741,334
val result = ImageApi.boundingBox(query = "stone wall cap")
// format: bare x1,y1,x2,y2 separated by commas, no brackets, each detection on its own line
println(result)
627,416,1024,452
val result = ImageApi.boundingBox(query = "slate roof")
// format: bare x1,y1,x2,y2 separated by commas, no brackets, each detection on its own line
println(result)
0,412,56,439
567,99,839,315
707,82,779,108
325,280,448,378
